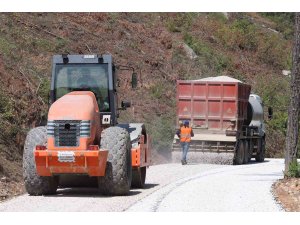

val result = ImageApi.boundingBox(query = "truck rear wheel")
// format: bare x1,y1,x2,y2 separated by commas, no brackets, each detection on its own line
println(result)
255,138,265,162
131,167,146,188
23,126,58,195
248,140,254,162
243,140,249,164
234,140,244,165
98,127,132,195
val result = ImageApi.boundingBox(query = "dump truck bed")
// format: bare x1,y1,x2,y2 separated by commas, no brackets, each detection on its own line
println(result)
176,78,251,131
172,76,251,164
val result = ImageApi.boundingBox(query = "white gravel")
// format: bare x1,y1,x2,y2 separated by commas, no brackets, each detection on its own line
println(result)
0,163,222,211
194,75,242,83
127,159,284,212
0,159,284,212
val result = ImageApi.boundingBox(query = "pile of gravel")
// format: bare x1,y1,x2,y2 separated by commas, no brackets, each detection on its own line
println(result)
193,76,242,83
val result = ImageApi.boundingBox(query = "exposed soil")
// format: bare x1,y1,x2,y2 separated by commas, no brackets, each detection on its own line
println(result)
0,150,24,202
273,178,300,211
0,180,24,203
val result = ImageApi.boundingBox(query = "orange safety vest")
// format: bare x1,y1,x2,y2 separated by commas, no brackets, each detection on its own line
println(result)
180,126,192,142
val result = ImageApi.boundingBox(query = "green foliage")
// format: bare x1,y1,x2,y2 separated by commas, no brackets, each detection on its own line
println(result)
287,160,300,178
149,83,165,99
55,38,68,51
260,12,295,39
0,90,14,121
184,33,232,73
34,38,53,51
253,74,291,157
146,112,176,152
257,34,292,69
254,75,290,134
216,16,292,69
0,37,16,57
166,13,197,33
207,13,228,23
37,78,50,103
217,18,258,51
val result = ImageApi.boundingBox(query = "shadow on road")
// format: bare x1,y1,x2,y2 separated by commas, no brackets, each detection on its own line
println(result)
247,159,270,165
44,183,159,198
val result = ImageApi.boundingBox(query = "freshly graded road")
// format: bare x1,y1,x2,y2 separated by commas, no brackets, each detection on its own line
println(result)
0,159,284,212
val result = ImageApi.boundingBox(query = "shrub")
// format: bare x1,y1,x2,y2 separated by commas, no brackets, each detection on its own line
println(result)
183,33,232,73
207,13,228,23
257,34,292,69
30,38,51,51
55,38,68,51
287,160,300,178
145,112,176,152
0,90,14,121
252,74,290,157
260,13,295,39
150,83,165,99
0,37,16,57
166,13,197,33
217,18,258,51
37,78,50,104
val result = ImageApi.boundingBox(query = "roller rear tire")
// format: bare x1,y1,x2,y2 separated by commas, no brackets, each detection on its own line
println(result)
131,167,146,188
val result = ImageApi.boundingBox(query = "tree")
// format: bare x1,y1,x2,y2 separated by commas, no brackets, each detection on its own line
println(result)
285,13,300,174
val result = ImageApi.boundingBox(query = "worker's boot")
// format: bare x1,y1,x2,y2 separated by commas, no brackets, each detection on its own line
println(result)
181,160,187,165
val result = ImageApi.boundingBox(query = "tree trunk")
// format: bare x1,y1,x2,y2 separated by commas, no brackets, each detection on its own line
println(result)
285,13,300,174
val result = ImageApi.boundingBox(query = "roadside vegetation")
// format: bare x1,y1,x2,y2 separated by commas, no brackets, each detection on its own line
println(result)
0,12,296,186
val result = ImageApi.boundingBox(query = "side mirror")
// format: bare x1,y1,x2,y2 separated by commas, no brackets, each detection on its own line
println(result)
268,107,273,119
131,72,138,89
121,101,131,109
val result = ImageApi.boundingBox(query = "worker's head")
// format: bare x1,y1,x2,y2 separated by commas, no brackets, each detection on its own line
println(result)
184,120,189,127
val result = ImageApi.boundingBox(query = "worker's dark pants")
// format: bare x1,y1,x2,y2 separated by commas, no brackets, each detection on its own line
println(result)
180,141,190,161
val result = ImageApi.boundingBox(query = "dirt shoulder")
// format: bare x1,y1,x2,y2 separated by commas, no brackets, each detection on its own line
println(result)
0,154,24,203
273,178,300,212
0,180,24,203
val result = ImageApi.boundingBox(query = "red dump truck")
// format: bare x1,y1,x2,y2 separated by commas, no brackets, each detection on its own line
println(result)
172,76,269,165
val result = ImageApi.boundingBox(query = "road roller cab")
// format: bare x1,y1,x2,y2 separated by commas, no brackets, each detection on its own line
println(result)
23,54,151,196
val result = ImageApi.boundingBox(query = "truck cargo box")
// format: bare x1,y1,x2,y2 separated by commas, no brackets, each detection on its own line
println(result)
176,76,251,134
173,76,266,165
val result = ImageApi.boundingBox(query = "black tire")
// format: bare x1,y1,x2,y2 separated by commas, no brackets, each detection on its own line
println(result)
243,140,249,164
23,126,58,195
248,140,254,162
131,167,146,188
234,140,244,165
255,138,265,162
98,127,132,195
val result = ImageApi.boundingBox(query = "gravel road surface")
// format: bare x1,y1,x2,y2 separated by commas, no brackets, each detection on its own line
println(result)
0,159,283,212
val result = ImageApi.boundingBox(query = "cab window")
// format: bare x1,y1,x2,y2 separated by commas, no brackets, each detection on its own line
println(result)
54,64,110,112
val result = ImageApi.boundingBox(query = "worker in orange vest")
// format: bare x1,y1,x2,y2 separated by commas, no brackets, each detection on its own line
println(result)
176,120,194,165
